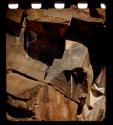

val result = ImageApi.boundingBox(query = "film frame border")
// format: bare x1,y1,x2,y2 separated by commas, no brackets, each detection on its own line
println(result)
0,0,112,123
7,0,107,9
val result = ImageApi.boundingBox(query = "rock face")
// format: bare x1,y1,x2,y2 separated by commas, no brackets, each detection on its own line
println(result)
78,68,106,121
6,6,106,121
7,71,78,121
24,21,67,66
6,32,93,121
6,32,93,101
6,9,25,36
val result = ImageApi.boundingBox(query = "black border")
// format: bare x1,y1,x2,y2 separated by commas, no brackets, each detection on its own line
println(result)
0,0,6,122
0,0,112,124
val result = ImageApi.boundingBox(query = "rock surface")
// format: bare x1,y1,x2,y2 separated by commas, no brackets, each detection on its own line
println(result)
6,6,106,121
6,33,93,102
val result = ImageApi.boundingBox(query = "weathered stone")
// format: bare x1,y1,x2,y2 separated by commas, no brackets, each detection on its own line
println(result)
26,8,105,24
80,95,106,121
6,9,24,23
6,9,26,36
78,68,106,121
7,72,42,112
6,32,93,120
6,6,105,121
7,72,41,100
6,72,78,121
6,31,93,103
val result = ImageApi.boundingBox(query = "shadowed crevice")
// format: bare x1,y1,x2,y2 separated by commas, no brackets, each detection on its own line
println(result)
6,103,35,118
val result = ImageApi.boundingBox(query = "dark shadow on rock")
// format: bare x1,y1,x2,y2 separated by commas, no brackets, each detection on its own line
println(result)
24,18,106,81
77,97,86,115
7,93,30,102
24,21,67,66
6,103,35,118
64,68,87,85
6,12,27,37
65,18,106,81
6,18,22,37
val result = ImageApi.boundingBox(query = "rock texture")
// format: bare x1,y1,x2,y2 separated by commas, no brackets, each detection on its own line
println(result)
78,68,106,121
6,33,93,102
7,71,78,121
26,7,105,24
6,9,27,36
6,6,106,121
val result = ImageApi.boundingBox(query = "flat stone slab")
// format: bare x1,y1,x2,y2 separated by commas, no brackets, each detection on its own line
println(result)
7,72,40,100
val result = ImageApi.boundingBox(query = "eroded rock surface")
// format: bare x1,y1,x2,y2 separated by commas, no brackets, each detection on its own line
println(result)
6,6,106,121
